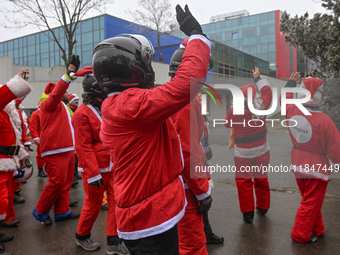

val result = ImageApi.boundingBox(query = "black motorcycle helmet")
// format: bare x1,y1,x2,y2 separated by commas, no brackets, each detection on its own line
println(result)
169,47,213,78
92,34,155,91
82,75,107,99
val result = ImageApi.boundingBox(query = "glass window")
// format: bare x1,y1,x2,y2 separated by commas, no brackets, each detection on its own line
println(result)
243,46,249,54
269,43,275,52
250,45,256,54
100,16,104,29
243,38,249,45
14,49,19,58
268,12,275,21
250,37,256,45
0,43,3,52
23,48,27,57
41,42,49,53
93,30,100,43
93,18,100,30
232,32,238,39
269,53,276,60
41,53,49,59
82,44,93,51
249,16,256,24
226,32,232,40
232,40,238,47
50,58,55,66
81,20,92,33
100,30,104,41
238,19,242,25
82,32,93,44
50,41,54,51
14,40,18,49
232,19,238,27
216,22,221,29
36,44,40,54
82,51,92,65
28,35,35,45
268,25,275,34
268,34,275,42
243,30,249,38
249,28,256,37
261,26,267,35
261,35,268,43
41,59,49,67
261,44,268,53
218,44,223,54
28,45,35,55
261,13,268,21
41,33,48,42
35,34,40,43
8,41,13,50
242,17,249,24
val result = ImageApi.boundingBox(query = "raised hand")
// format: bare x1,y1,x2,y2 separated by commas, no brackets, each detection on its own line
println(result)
18,69,29,81
175,4,203,37
252,67,260,78
289,72,301,81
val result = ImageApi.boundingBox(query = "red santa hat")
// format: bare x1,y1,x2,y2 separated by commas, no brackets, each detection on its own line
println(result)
179,39,188,48
44,82,57,95
240,84,257,102
74,66,93,77
68,93,79,104
297,77,324,107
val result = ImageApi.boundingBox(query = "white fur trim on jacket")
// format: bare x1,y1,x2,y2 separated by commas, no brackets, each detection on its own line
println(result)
0,100,29,171
6,75,32,99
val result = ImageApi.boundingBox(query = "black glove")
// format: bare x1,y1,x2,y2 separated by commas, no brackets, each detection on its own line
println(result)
25,145,33,151
176,5,203,37
89,178,104,188
205,146,213,161
67,55,80,76
197,195,213,214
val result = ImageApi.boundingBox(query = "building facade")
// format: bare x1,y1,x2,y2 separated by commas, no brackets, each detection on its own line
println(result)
0,14,269,77
171,10,297,79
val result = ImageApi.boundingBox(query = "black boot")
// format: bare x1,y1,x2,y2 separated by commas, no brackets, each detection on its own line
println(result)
243,211,254,224
13,191,25,204
0,242,13,255
256,206,268,216
206,233,224,244
38,168,48,177
0,232,13,243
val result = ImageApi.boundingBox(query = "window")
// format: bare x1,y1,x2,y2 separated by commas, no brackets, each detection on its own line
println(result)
232,32,238,39
249,28,256,37
261,26,268,35
8,41,13,50
41,42,49,53
268,25,275,34
82,32,93,44
226,32,232,40
261,44,268,53
82,20,92,33
28,46,35,55
250,45,256,54
243,30,249,38
28,35,35,45
93,18,100,30
41,59,49,67
269,43,275,52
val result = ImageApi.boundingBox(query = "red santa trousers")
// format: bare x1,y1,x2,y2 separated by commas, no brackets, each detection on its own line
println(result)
35,151,74,217
177,188,208,255
36,144,45,169
234,151,270,213
0,171,14,221
77,171,117,237
4,174,15,221
291,173,328,243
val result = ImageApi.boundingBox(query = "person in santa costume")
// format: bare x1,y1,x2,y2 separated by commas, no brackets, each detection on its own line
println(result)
93,5,210,254
33,55,81,226
0,69,32,255
72,67,128,254
169,41,213,255
30,102,48,177
282,73,340,243
224,67,272,223
68,93,79,112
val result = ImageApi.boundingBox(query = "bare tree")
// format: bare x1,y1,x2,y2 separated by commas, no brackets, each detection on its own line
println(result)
127,0,175,62
2,0,114,68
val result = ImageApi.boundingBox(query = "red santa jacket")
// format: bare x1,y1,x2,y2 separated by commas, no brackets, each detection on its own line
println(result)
72,104,111,184
40,78,75,157
284,85,340,182
225,78,272,158
17,109,31,146
171,95,210,201
100,35,211,240
30,109,41,141
0,75,31,171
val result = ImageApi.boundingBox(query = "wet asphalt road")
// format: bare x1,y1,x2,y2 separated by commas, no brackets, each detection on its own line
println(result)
4,128,340,255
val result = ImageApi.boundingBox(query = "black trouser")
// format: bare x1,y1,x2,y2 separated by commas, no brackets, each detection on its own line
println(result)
73,154,78,183
124,225,179,255
203,211,213,237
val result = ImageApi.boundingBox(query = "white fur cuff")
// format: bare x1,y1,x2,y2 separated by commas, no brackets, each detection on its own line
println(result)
7,75,32,99
256,79,270,91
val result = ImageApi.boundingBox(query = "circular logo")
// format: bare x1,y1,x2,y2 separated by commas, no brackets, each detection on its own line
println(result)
288,115,312,143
